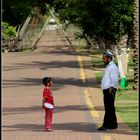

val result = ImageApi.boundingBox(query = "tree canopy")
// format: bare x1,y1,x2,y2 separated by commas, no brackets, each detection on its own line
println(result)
2,0,134,46
53,0,134,45
2,0,54,26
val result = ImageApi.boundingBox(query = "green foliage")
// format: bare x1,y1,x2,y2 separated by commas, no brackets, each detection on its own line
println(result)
2,0,52,26
52,0,134,45
2,22,16,38
3,0,134,47
2,0,32,26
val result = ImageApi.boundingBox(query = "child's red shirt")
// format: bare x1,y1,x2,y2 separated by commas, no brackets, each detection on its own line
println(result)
43,87,54,105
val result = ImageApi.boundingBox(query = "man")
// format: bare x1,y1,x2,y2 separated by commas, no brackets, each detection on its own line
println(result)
98,50,120,131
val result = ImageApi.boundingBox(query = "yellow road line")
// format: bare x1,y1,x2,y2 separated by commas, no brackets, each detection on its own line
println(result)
104,136,112,140
78,56,86,83
78,55,99,118
84,89,99,118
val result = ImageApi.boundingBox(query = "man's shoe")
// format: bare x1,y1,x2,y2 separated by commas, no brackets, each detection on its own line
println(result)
109,126,118,129
97,126,108,131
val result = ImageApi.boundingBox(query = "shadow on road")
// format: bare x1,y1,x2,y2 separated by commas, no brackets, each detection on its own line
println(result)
3,59,92,72
2,77,100,89
2,122,137,135
2,104,138,135
2,105,101,116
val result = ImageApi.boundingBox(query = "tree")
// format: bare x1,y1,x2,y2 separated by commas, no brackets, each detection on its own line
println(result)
133,0,139,90
2,0,53,26
53,0,134,48
2,0,33,26
52,0,137,88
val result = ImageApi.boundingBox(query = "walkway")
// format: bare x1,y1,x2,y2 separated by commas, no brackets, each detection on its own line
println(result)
2,29,138,140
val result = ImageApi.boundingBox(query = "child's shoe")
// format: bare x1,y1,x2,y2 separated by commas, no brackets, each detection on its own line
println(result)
45,128,54,132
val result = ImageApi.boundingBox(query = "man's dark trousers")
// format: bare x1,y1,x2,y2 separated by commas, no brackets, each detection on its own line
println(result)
102,88,118,129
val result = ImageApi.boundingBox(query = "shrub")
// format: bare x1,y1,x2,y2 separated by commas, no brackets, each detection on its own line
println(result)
2,22,16,39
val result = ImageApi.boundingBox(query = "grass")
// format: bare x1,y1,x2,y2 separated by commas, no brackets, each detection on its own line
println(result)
90,50,138,135
19,47,34,52
115,102,138,134
2,47,34,53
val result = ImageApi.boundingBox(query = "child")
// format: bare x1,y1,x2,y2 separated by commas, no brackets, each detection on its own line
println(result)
42,77,54,132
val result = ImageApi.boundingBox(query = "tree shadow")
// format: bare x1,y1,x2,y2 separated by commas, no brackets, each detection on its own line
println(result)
2,122,137,135
2,122,97,133
2,76,100,89
2,105,42,116
3,47,93,72
2,104,102,116
54,105,98,113
2,124,44,132
3,58,93,72
2,78,42,88
2,104,138,135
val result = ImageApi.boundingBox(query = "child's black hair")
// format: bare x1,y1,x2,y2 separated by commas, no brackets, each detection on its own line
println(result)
42,77,52,86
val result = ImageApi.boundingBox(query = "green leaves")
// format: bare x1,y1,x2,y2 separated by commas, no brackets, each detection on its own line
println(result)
2,22,17,38
52,0,134,45
2,0,134,46
2,0,50,26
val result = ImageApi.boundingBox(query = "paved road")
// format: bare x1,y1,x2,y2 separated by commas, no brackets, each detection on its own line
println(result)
2,29,138,140
2,45,102,140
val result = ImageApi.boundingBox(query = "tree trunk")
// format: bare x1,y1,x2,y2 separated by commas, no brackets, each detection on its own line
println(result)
104,40,112,49
115,34,129,76
133,0,139,90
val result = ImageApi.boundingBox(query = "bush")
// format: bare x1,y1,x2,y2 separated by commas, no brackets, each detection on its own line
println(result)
2,22,17,39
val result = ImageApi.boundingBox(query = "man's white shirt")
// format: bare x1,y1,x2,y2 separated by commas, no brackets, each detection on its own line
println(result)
101,61,120,90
